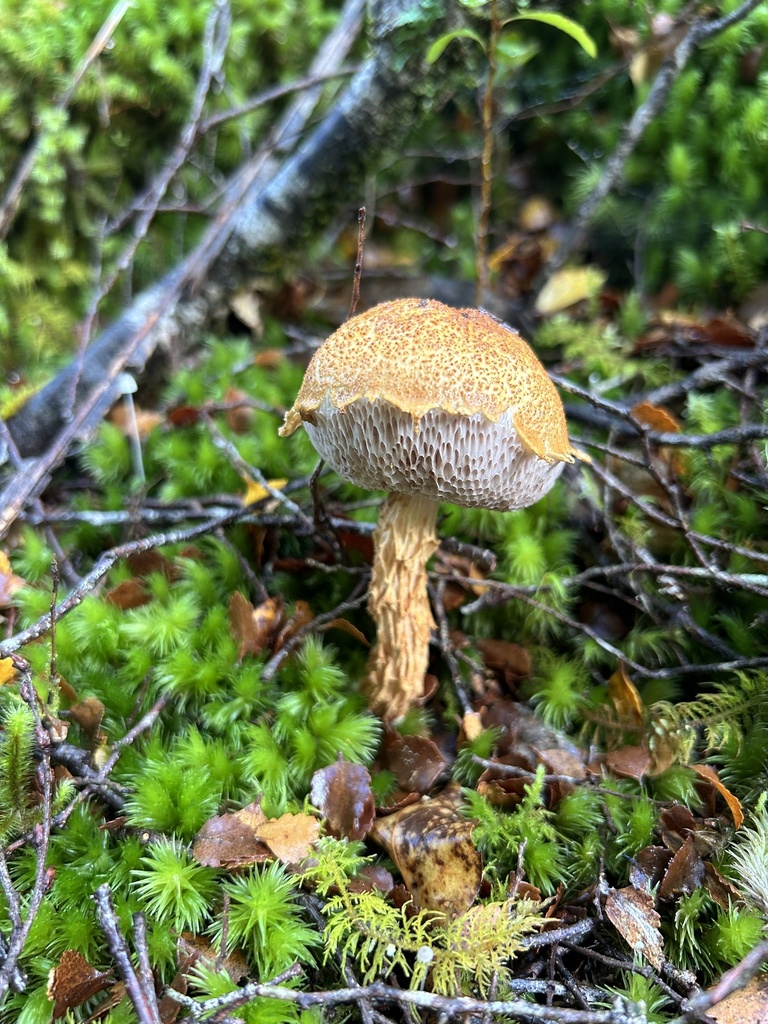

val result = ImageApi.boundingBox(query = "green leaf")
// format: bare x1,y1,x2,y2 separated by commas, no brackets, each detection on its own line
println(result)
426,28,486,64
502,13,597,59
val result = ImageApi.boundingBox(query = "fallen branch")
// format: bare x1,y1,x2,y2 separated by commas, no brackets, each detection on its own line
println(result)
163,974,641,1023
94,886,162,1024
4,0,457,522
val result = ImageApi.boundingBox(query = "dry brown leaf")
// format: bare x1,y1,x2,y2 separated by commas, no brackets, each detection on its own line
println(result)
704,862,748,911
47,950,113,1019
534,266,606,316
310,759,375,841
710,973,768,1024
319,617,370,646
605,744,651,782
631,401,681,434
84,981,126,1022
177,934,249,984
630,846,673,890
536,747,587,781
192,802,272,869
476,638,532,685
109,403,164,438
461,711,484,742
657,836,705,901
167,405,203,428
126,550,176,579
67,696,106,742
256,812,320,864
273,599,314,651
371,788,482,919
384,733,448,794
224,386,254,434
605,886,664,969
105,578,151,610
228,592,284,660
692,764,744,829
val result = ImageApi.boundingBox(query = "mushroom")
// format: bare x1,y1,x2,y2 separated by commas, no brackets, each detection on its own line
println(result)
279,297,589,720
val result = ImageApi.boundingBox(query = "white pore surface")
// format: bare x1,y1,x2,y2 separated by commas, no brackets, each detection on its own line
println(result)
305,397,564,511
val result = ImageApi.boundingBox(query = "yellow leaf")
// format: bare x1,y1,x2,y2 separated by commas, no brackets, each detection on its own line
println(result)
242,477,288,506
534,266,606,316
0,658,17,686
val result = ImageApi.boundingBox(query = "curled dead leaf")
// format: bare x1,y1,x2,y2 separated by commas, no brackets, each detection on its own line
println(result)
228,592,284,660
692,764,744,829
605,886,664,969
310,759,375,841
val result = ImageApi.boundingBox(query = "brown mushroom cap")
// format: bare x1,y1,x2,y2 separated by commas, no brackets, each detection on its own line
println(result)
280,297,588,511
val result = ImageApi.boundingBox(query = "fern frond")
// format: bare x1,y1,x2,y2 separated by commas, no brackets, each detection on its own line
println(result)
584,673,767,769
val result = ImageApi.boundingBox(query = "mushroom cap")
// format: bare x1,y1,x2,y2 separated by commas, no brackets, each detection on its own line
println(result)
279,297,588,511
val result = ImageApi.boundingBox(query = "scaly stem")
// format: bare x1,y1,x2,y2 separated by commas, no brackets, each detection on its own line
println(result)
365,492,439,720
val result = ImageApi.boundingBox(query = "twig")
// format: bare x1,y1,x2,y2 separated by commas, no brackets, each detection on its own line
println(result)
202,413,311,525
347,206,367,320
198,68,356,135
549,0,765,271
0,509,244,658
69,0,232,415
0,415,80,586
0,665,54,1003
163,974,638,1022
670,937,768,1023
476,0,499,305
94,885,162,1024
261,582,369,680
103,0,230,241
430,579,472,716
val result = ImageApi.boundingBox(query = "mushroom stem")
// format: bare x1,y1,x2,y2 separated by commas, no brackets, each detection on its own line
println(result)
364,491,440,720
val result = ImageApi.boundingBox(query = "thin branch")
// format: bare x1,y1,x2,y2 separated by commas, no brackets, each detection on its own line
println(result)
670,938,768,1023
94,885,162,1024
0,667,54,1003
0,509,244,658
164,975,634,1022
261,583,369,680
199,68,356,134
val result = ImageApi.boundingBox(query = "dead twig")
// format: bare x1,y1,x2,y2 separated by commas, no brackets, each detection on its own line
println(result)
163,973,642,1022
94,885,162,1024
0,510,244,658
261,582,369,681
670,937,768,1023
0,664,54,1003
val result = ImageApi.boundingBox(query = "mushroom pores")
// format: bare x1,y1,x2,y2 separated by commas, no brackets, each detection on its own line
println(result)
303,397,565,511
279,296,588,509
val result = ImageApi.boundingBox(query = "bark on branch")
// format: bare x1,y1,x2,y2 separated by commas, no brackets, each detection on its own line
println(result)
3,0,457,529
